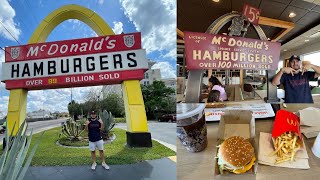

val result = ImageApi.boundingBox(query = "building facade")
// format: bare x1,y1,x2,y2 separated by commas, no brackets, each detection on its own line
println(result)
161,78,176,89
27,109,53,119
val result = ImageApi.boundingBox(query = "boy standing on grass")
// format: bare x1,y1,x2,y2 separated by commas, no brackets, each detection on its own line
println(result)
85,111,109,170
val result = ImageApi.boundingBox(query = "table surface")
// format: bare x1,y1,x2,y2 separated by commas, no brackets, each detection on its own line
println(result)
255,89,285,99
177,103,320,180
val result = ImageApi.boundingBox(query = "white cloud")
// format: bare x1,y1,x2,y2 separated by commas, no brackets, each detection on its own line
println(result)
24,86,104,112
112,21,123,34
152,62,176,79
0,0,21,41
98,0,104,5
119,0,176,58
65,19,97,38
0,51,4,80
0,95,9,113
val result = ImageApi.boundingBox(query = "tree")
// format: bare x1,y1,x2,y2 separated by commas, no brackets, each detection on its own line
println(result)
67,101,82,120
141,80,175,120
100,93,125,117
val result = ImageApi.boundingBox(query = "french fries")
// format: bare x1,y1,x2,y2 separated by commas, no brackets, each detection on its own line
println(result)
269,131,301,164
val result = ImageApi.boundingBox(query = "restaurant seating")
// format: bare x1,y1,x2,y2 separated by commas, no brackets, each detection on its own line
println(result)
311,87,320,94
243,83,254,99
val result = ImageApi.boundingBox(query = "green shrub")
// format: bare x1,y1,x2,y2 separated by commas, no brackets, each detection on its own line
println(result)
114,117,126,123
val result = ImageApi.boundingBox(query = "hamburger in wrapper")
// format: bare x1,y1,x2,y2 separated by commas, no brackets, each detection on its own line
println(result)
217,136,256,174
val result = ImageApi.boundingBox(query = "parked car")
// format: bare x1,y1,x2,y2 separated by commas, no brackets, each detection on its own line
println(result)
158,114,176,122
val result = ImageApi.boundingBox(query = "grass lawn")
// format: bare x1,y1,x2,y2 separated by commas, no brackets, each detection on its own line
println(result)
27,127,175,166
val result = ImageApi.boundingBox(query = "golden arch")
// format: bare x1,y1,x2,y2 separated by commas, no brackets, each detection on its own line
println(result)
7,4,151,147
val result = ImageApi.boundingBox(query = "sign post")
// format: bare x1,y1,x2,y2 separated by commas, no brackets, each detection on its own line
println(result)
1,4,152,148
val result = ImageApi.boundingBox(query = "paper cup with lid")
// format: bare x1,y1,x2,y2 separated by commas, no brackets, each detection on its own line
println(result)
177,103,207,152
312,132,320,158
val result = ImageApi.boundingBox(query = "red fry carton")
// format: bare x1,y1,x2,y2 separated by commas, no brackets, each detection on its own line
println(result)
271,110,302,140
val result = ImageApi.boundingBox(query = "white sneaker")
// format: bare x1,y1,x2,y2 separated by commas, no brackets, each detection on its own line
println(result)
102,162,110,170
91,162,97,170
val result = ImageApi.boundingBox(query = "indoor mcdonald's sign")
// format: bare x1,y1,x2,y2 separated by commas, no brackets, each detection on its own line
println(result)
184,31,281,70
1,33,148,90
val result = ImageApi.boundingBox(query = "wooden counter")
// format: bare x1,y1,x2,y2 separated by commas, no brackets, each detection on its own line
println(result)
177,104,320,180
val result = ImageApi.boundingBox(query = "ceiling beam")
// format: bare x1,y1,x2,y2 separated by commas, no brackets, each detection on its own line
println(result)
271,27,294,42
177,39,185,44
177,28,184,38
258,16,294,29
258,16,294,42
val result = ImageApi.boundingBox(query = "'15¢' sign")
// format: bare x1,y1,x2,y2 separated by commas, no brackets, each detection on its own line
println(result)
1,32,148,90
242,3,261,25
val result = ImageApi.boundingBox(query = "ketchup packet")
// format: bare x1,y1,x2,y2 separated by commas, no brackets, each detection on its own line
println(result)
271,110,302,140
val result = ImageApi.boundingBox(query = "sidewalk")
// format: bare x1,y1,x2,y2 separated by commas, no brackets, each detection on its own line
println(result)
24,157,176,180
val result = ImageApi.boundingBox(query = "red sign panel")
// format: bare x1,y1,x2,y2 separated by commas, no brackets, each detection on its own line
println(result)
1,33,148,90
242,3,261,25
5,32,141,62
184,31,280,70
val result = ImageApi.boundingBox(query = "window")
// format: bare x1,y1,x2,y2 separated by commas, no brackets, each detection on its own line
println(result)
145,73,149,79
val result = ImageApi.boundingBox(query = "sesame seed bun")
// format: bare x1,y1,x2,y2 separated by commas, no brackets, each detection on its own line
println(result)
218,136,254,169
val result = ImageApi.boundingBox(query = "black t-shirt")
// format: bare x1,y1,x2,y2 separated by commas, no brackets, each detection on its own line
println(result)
280,71,317,103
88,118,102,142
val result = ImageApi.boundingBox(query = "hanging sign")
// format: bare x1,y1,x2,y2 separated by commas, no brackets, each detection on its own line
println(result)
242,3,261,25
184,31,280,70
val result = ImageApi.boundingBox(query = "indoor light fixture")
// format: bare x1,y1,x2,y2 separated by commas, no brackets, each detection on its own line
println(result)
305,39,310,42
289,12,296,18
212,0,220,2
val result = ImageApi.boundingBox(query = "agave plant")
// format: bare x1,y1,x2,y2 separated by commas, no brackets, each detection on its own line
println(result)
59,118,85,141
0,120,44,180
99,110,115,140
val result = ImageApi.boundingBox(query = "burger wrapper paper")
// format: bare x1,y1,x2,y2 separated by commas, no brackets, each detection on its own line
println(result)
258,132,309,169
298,107,320,138
299,107,320,127
272,110,302,140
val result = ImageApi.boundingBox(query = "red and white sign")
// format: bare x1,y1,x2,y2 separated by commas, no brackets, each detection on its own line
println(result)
1,33,148,90
5,33,141,62
242,3,261,25
184,31,280,70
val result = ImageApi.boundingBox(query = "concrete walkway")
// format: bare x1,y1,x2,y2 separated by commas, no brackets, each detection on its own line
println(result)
24,157,176,180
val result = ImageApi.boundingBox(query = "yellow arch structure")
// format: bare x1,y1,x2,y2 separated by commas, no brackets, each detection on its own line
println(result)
7,4,151,147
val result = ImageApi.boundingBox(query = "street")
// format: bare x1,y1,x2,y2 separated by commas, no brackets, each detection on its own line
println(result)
116,122,176,151
0,118,67,144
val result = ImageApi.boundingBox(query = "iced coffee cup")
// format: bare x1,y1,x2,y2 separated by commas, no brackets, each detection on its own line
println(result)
176,103,207,152
312,132,320,158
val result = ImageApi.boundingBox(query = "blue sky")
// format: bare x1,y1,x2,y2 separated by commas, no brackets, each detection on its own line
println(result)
0,0,176,113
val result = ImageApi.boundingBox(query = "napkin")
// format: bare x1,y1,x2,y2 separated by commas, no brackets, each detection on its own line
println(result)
299,107,320,127
299,107,320,138
258,132,310,169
